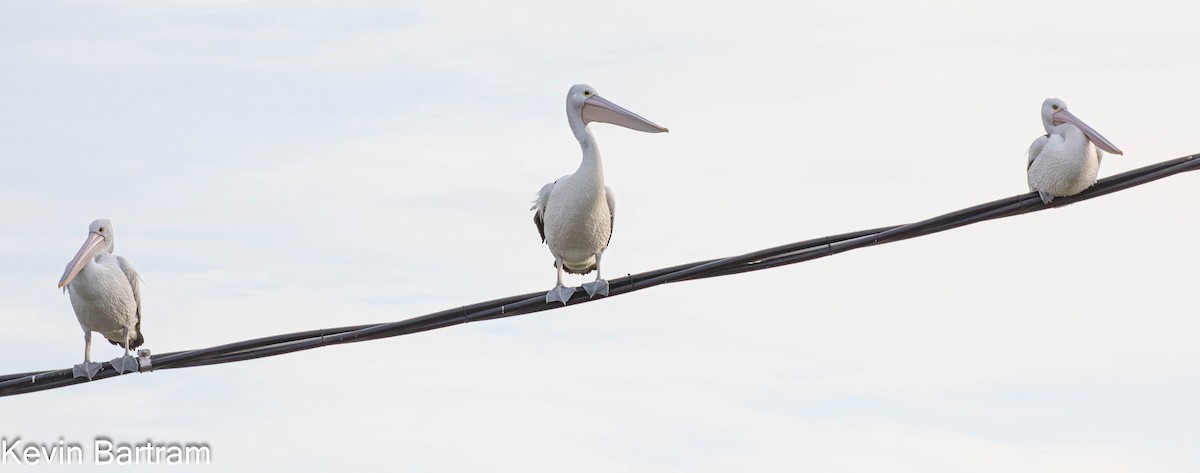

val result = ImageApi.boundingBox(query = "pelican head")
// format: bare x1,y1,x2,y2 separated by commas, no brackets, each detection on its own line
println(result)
58,219,115,288
567,84,668,134
1040,98,1122,155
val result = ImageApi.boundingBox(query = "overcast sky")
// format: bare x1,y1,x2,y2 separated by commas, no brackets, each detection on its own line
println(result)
2,0,1199,471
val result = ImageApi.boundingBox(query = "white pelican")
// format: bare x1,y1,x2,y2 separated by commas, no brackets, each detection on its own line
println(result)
57,219,144,379
1027,98,1123,204
532,84,667,304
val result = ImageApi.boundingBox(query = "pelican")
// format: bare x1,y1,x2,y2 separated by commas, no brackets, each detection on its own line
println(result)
57,219,144,380
1027,98,1123,204
532,84,667,304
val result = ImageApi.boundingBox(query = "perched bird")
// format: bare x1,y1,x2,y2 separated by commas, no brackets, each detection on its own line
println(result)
57,219,144,379
1027,98,1123,204
532,84,668,304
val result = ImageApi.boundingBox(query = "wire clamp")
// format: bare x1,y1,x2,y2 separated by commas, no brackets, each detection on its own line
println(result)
137,349,153,372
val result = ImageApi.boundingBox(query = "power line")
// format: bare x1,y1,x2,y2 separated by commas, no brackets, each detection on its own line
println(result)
2,153,1197,397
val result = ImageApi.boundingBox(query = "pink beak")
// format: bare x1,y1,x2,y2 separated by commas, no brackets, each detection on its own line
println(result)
581,95,668,133
1053,109,1123,155
58,232,105,288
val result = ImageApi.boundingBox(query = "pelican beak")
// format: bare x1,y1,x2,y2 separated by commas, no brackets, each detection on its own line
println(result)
582,95,668,133
1053,109,1123,155
58,232,105,288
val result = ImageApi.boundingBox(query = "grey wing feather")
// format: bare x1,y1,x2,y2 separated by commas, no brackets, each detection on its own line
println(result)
604,185,616,248
116,256,145,347
1027,134,1049,171
532,181,556,243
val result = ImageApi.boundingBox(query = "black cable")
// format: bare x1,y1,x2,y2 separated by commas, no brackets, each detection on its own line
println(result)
2,153,1196,397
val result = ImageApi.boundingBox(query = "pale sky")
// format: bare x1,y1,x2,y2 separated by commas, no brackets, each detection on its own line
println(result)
2,0,1199,471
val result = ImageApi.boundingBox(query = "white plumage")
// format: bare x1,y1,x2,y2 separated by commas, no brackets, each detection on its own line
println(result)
532,84,667,304
1026,98,1123,204
534,179,615,275
58,219,144,379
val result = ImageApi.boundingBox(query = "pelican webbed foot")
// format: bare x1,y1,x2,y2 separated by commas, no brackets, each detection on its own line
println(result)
110,355,139,374
72,362,102,380
546,284,575,305
581,279,609,298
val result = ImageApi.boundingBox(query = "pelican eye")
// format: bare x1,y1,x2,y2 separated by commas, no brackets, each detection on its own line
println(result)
583,91,591,96
1051,105,1059,110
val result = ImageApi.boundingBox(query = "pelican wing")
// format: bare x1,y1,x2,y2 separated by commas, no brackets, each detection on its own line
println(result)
116,255,145,347
1027,134,1049,171
604,185,616,248
531,180,557,243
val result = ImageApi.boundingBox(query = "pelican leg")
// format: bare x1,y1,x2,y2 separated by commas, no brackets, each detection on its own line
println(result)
546,256,575,305
109,328,138,374
72,331,102,380
581,251,609,298
1038,190,1055,205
